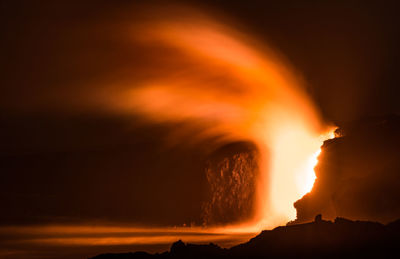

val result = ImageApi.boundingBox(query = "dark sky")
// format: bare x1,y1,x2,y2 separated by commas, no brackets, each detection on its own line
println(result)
205,0,400,122
1,0,399,226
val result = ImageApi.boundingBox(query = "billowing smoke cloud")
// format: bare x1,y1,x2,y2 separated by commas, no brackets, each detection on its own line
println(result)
0,2,332,228
117,5,331,227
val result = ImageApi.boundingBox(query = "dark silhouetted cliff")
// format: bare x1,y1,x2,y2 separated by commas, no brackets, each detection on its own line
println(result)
294,114,400,224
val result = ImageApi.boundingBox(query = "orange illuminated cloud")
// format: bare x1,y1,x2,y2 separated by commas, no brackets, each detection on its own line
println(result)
99,5,335,229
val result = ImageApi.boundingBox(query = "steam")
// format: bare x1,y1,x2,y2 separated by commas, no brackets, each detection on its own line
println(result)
106,6,331,228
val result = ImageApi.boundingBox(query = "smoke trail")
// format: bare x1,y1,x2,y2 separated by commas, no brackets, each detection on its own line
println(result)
103,5,331,228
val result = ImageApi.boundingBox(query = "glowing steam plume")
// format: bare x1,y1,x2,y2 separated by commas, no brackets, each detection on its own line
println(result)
113,6,333,229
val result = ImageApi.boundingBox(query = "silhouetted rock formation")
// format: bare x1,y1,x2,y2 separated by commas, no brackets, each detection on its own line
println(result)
202,142,259,225
294,114,400,224
90,217,400,258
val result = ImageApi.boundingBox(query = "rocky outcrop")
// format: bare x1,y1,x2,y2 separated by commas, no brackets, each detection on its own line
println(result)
294,115,400,224
202,142,259,225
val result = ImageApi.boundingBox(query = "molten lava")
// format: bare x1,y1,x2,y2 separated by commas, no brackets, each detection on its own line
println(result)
109,6,334,229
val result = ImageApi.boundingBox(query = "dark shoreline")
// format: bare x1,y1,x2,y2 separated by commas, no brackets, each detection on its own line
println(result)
91,216,400,258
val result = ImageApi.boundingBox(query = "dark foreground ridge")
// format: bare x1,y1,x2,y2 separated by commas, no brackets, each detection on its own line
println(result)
91,216,400,259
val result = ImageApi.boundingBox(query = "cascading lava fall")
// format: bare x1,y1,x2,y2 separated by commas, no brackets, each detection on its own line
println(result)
113,5,333,229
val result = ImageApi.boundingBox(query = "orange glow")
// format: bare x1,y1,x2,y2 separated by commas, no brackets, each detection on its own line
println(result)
0,225,256,248
100,6,335,229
